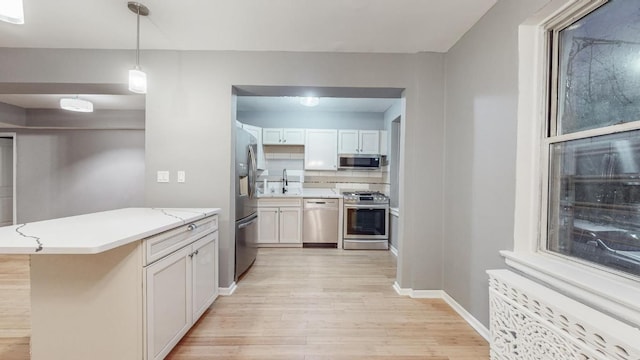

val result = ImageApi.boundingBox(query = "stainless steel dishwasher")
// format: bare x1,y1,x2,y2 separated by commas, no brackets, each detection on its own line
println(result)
303,199,339,245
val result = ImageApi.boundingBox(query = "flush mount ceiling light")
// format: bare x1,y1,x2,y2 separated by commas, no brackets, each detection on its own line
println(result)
0,0,24,24
299,97,320,107
60,97,94,113
127,2,149,94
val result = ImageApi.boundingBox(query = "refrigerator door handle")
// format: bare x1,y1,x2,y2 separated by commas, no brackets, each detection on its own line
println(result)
248,145,257,198
238,213,258,229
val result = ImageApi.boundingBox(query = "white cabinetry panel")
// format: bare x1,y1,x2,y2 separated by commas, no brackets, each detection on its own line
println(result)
263,128,305,145
262,128,283,145
338,130,380,154
191,232,218,321
305,129,338,170
338,130,359,154
279,207,302,244
257,199,302,246
145,246,191,360
359,130,380,154
257,207,279,244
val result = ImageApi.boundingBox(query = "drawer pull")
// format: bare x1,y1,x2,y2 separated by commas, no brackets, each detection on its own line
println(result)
187,224,197,231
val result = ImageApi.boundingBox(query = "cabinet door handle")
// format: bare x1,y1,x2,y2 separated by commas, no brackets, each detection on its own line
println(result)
187,224,197,231
194,250,199,256
189,253,194,258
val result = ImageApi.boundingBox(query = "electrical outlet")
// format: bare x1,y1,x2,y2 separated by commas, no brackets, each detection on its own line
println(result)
157,171,170,183
177,171,186,183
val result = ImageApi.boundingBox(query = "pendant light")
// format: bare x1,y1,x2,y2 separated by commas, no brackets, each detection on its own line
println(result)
0,0,24,24
60,97,94,113
127,2,149,94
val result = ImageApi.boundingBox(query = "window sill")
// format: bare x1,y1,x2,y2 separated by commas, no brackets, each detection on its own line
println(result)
501,250,640,327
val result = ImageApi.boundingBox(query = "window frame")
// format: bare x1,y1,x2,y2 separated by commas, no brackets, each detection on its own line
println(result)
542,0,640,281
504,0,640,327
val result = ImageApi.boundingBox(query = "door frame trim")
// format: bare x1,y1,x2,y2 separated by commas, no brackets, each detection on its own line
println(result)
0,132,17,225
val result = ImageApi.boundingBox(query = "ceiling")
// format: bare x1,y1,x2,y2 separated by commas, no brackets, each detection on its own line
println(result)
237,96,398,113
1,0,497,53
1,1,496,114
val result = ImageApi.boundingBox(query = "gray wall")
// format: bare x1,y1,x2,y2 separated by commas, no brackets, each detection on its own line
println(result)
443,0,549,327
16,129,145,223
237,110,385,130
0,102,26,127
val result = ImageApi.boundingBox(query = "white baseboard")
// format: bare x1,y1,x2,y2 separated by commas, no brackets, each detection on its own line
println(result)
393,282,443,298
393,282,489,341
441,292,490,341
389,245,398,257
218,281,237,296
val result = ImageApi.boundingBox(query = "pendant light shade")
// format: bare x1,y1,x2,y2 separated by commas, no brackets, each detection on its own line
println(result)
0,0,24,24
128,2,149,94
129,67,147,94
60,97,94,113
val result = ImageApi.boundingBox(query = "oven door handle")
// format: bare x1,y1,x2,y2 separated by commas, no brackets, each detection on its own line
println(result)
344,204,389,210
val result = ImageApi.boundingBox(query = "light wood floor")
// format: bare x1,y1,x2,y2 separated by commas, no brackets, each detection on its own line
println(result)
0,249,489,360
168,249,489,359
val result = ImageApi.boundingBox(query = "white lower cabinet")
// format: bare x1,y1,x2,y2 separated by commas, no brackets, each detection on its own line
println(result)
191,233,219,320
144,219,219,360
279,207,302,244
145,246,191,360
27,212,220,360
257,199,302,246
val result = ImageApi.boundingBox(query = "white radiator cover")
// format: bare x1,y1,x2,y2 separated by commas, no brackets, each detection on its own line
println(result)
488,269,640,360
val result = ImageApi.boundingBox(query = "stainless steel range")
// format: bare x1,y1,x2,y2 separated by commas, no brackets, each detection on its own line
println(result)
342,191,390,250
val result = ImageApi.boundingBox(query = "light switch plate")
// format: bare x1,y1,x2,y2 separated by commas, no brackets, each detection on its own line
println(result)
177,171,186,183
157,171,170,183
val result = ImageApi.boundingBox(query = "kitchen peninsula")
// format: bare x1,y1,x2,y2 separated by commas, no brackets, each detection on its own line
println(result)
0,207,220,360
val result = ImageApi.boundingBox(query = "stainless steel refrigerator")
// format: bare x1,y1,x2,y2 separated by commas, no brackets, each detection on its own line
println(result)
235,125,259,281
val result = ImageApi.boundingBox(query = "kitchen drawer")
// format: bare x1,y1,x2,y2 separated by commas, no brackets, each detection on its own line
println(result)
144,216,217,266
258,198,302,208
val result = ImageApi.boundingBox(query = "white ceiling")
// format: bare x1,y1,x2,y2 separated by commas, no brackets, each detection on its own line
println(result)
1,0,497,53
237,96,398,113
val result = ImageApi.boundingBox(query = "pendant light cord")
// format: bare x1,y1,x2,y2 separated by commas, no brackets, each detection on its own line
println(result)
136,7,140,68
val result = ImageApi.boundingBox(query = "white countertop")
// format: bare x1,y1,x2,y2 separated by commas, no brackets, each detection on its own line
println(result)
258,188,342,199
0,207,220,255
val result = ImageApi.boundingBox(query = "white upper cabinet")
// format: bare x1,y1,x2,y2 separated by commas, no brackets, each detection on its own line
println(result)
359,130,380,154
241,123,266,170
338,130,359,154
338,130,380,154
305,129,338,170
262,128,283,144
263,128,305,145
282,129,305,145
379,130,388,156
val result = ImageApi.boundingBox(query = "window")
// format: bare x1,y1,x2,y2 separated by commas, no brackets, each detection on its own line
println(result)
545,0,640,278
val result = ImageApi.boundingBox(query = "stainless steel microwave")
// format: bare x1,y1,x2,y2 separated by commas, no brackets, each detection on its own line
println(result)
338,154,381,170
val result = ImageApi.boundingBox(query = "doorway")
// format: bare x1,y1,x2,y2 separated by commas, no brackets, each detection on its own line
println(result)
0,133,16,226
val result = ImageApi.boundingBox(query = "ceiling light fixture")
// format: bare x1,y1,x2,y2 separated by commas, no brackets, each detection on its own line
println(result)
127,2,149,94
0,0,24,24
60,97,94,113
300,97,320,107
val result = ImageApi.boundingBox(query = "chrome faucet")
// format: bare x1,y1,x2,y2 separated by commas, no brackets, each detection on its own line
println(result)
282,168,288,194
